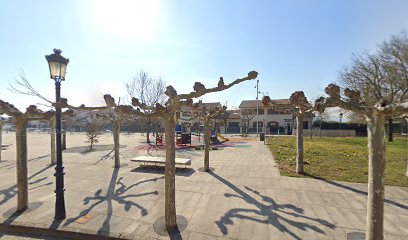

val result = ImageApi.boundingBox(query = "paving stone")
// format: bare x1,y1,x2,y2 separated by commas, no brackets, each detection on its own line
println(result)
0,133,407,239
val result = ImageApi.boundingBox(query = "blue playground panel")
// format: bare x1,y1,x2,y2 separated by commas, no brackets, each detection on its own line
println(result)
175,124,182,133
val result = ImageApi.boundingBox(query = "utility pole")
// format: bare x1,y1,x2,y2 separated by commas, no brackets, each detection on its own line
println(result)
255,79,260,137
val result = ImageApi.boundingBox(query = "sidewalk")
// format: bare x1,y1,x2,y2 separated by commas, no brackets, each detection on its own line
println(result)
0,133,407,239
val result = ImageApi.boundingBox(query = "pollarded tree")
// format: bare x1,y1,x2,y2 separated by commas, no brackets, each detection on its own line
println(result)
405,119,408,177
127,71,258,230
0,100,54,211
8,71,74,165
101,95,128,168
0,120,4,162
320,32,408,240
315,85,407,239
288,92,313,174
57,98,124,167
181,104,226,171
200,106,226,171
0,118,10,162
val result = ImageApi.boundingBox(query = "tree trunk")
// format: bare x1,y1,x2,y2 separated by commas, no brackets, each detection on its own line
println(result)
387,118,393,142
146,128,150,143
112,120,120,168
204,119,211,171
146,118,151,143
319,120,322,138
164,115,177,229
296,115,304,174
366,113,386,240
50,118,56,165
90,138,94,150
15,119,28,212
406,119,408,177
246,123,249,135
406,158,408,177
0,123,2,162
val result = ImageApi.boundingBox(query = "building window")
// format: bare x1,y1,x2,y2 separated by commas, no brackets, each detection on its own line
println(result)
267,121,279,127
182,111,192,117
257,109,265,115
242,109,252,115
267,109,276,115
276,107,290,113
303,121,309,129
252,121,263,128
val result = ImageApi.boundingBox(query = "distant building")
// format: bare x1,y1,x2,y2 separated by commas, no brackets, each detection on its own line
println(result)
221,109,241,133
232,98,313,134
176,98,315,135
238,99,294,134
178,100,222,133
176,98,313,135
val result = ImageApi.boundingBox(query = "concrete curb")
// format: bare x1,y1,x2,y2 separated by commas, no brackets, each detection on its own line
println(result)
0,223,131,240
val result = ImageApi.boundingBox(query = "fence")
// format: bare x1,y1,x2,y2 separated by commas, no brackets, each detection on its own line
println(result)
302,129,356,137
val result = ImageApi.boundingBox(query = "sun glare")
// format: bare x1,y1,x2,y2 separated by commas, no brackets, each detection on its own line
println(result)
88,0,161,42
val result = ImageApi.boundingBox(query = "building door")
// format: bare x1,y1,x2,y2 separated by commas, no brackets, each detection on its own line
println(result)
287,123,292,135
228,122,240,133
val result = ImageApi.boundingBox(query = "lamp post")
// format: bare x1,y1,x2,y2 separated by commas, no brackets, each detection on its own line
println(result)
214,115,217,133
45,49,69,220
255,80,260,137
339,112,343,130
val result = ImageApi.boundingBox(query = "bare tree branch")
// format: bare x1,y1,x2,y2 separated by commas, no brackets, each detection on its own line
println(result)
176,71,258,100
8,71,52,104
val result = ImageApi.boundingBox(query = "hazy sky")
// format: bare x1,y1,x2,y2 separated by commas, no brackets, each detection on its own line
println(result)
1,0,407,111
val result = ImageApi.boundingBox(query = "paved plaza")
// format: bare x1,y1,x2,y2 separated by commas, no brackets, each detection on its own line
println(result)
0,132,407,239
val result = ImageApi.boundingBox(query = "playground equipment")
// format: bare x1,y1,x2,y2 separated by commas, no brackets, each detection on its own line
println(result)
217,133,229,142
210,130,222,145
198,124,204,142
156,134,163,145
176,133,191,146
175,124,191,146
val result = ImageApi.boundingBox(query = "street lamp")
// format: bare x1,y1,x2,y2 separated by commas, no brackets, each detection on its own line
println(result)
339,112,343,130
45,49,69,220
255,80,260,137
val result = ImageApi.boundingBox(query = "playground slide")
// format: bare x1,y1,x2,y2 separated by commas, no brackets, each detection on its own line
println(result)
210,136,223,145
217,133,229,142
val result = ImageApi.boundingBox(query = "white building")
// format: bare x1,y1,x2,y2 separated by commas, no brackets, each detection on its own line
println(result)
177,98,313,135
178,100,222,133
236,99,294,134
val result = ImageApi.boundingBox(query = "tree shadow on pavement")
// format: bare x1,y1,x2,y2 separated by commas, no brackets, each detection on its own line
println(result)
0,154,51,169
0,164,52,237
63,168,164,235
209,171,336,240
0,164,52,206
303,173,408,210
63,144,125,155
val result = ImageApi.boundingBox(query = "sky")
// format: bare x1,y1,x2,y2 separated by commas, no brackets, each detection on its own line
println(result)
1,0,408,112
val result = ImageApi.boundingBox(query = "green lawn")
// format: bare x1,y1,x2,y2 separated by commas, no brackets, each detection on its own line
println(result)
267,136,408,187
